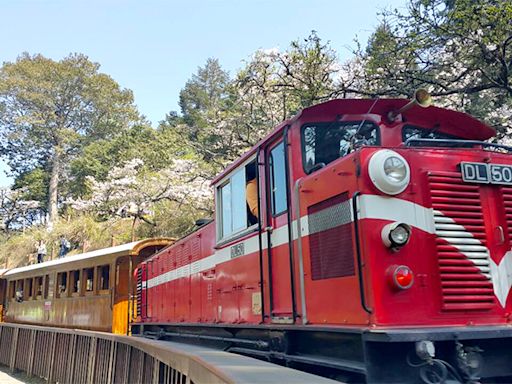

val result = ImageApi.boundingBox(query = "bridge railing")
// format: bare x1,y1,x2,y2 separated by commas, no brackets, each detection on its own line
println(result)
0,323,231,384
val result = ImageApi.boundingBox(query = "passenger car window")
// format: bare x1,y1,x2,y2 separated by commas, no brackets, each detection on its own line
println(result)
44,275,50,299
302,121,379,174
84,268,94,293
26,278,33,299
34,276,43,298
56,272,67,298
15,280,24,302
71,270,80,295
9,281,15,300
97,265,110,292
269,142,287,215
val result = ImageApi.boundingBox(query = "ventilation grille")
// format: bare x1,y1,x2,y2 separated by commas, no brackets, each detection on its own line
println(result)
500,186,512,247
428,171,494,310
136,267,143,317
308,193,355,280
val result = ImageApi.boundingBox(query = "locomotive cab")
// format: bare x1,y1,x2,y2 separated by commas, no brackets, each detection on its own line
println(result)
291,98,512,382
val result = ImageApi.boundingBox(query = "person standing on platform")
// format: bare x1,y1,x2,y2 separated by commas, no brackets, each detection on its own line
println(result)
36,240,47,263
59,236,70,258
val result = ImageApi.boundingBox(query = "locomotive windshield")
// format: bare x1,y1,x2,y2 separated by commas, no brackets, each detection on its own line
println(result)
302,121,379,174
402,125,462,142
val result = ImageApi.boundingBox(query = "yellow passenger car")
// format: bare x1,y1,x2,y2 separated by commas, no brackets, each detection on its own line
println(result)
1,238,173,334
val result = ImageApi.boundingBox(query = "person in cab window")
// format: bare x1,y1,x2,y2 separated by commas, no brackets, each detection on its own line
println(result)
246,164,258,225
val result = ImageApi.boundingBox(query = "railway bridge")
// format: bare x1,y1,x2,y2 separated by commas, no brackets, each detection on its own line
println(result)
0,323,338,384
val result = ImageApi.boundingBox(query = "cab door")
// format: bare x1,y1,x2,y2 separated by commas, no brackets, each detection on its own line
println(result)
265,139,295,322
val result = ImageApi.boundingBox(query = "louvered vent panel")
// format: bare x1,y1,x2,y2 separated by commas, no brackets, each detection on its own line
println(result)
500,186,512,247
428,171,494,310
308,192,354,280
136,267,143,317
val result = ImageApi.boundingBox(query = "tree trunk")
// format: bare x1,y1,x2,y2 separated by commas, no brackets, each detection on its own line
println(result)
48,151,61,226
131,216,138,242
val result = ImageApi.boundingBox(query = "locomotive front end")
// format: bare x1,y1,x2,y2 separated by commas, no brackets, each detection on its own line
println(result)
353,103,512,383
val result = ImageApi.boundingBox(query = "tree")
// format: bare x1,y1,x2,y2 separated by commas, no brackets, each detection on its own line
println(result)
236,31,341,126
12,168,49,210
355,0,512,137
0,53,140,225
0,188,41,232
70,158,212,240
172,33,344,168
176,58,234,166
69,123,191,197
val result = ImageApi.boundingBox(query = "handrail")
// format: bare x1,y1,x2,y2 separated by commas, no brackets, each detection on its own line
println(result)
352,192,372,314
0,323,337,384
0,323,233,384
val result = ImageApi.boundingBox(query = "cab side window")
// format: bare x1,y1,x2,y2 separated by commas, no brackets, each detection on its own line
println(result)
217,160,258,241
269,142,287,216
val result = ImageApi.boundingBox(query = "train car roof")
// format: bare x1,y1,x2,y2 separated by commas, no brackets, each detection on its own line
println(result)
3,237,173,278
212,98,494,184
293,98,495,140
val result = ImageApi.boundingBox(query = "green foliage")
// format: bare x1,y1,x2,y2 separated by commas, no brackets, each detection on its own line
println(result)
281,31,339,108
0,53,138,173
171,32,342,168
12,168,49,206
137,200,207,239
0,53,141,221
0,215,145,268
0,231,41,268
69,124,191,197
356,0,512,136
175,58,234,166
179,58,230,130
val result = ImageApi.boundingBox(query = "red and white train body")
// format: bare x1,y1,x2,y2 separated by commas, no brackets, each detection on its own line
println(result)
132,97,512,383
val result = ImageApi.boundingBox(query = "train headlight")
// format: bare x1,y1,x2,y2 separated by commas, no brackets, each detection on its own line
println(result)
382,222,411,248
368,150,410,195
384,156,408,183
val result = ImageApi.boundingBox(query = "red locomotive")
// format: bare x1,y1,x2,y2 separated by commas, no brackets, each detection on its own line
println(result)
132,91,512,383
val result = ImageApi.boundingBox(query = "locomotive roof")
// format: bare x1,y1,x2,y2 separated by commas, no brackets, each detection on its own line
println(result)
213,98,495,184
3,237,173,278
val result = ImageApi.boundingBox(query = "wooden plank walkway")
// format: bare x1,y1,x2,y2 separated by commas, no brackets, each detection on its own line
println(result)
0,366,43,384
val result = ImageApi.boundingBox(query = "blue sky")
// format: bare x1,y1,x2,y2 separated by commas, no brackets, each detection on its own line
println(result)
0,0,406,186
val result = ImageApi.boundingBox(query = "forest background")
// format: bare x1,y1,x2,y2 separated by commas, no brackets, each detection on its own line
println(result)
0,0,510,267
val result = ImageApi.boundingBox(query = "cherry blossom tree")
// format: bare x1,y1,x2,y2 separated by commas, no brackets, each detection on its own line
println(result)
0,188,41,232
70,158,212,239
353,0,512,138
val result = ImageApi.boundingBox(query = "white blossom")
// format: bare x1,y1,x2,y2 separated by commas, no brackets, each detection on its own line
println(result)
70,158,212,221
